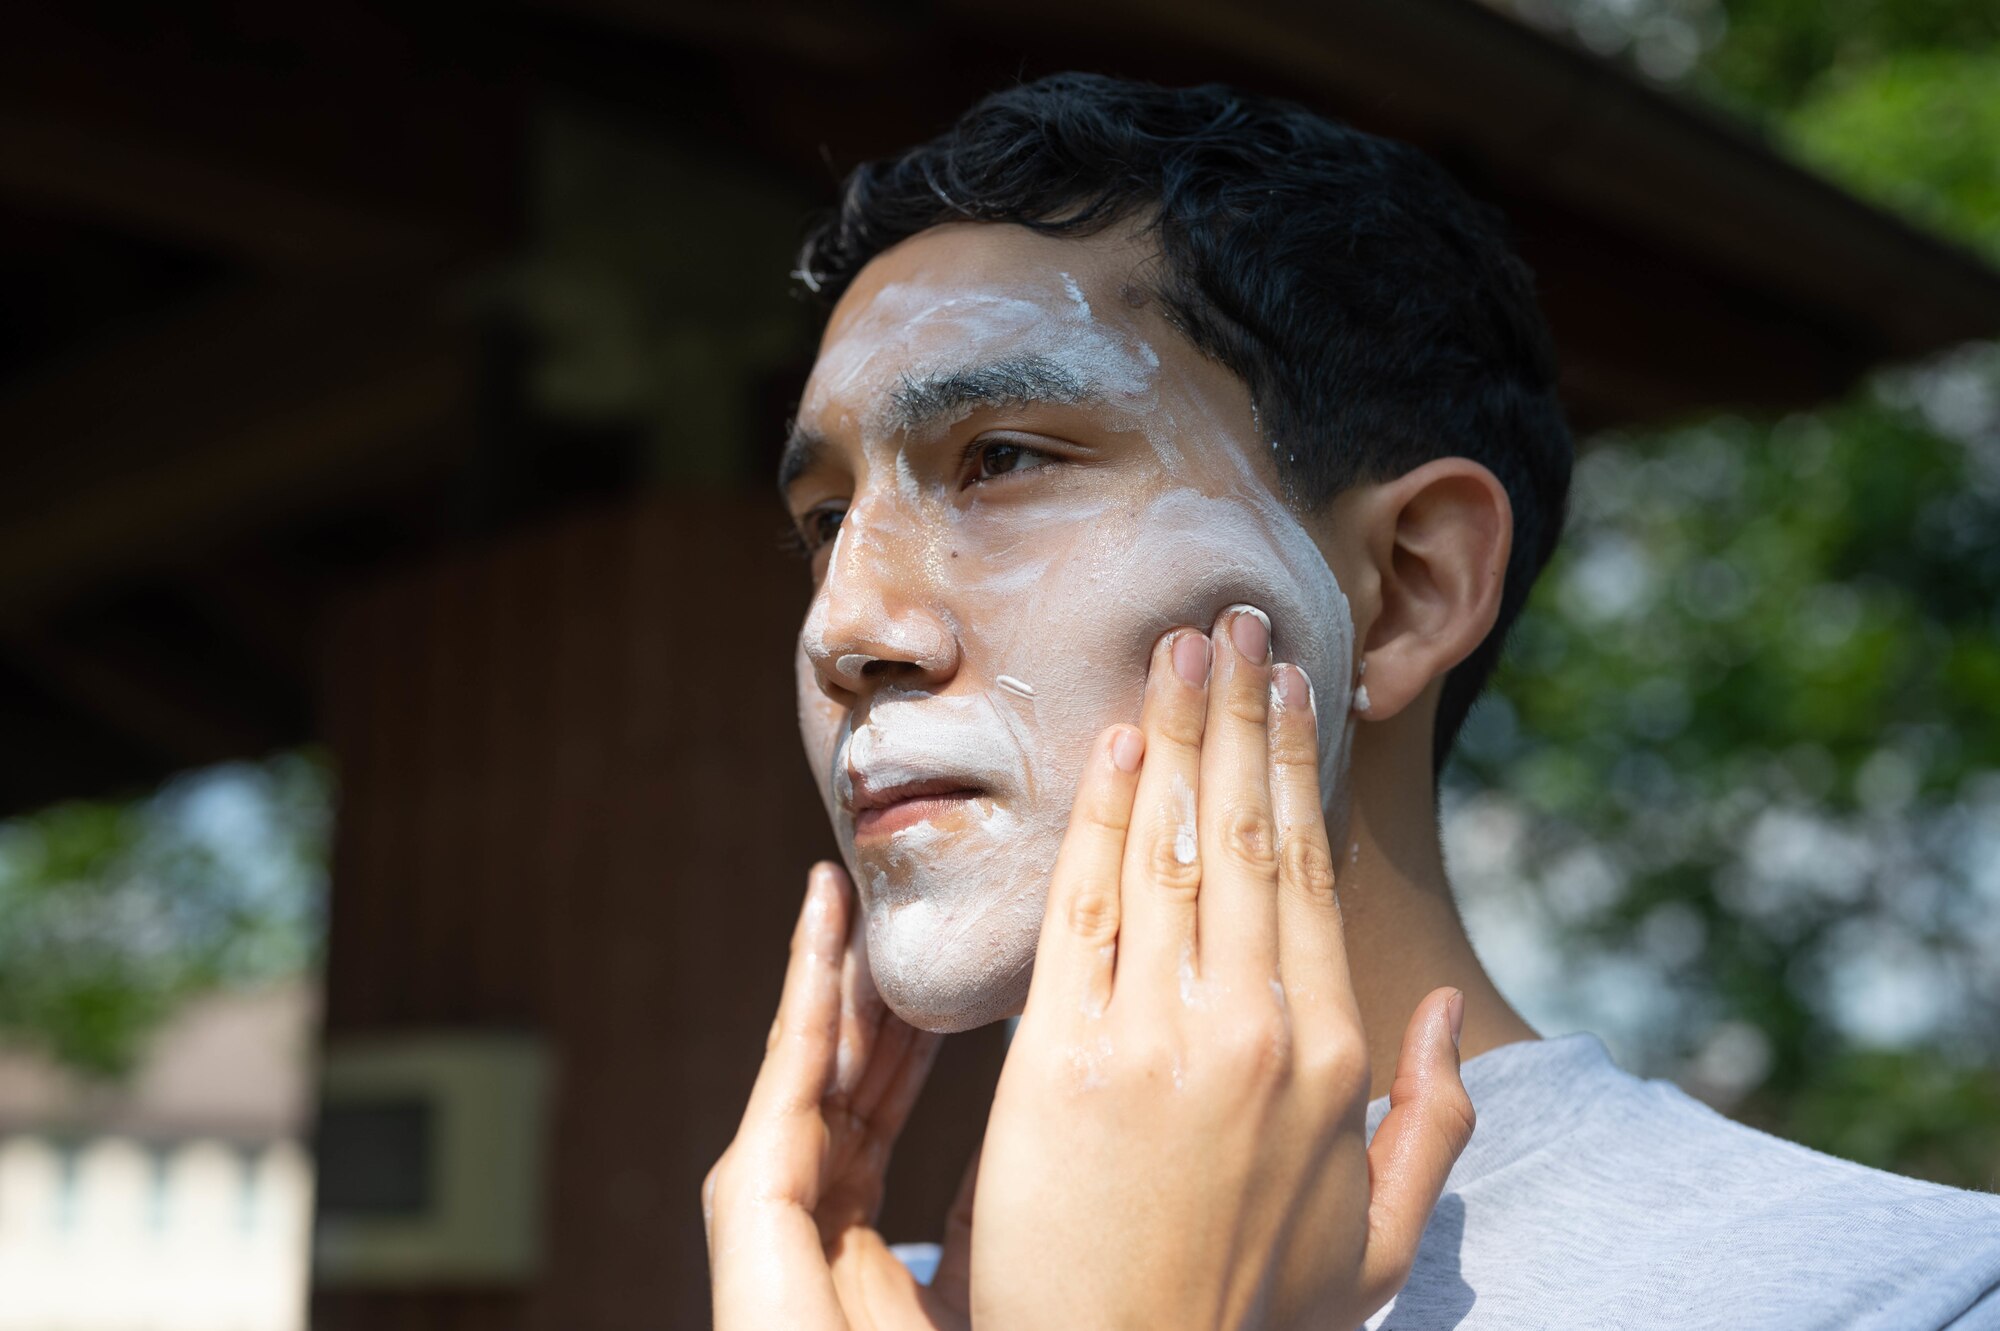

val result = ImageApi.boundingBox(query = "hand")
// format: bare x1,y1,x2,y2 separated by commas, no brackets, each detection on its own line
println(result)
704,863,971,1331
969,608,1476,1330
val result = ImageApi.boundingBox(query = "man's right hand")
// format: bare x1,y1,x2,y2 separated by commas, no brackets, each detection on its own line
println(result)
703,862,968,1331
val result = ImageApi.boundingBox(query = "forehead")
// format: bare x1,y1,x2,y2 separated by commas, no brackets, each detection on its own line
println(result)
801,223,1170,426
828,221,1153,342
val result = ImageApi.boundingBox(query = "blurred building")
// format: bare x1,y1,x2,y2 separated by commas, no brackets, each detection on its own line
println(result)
2,2,1997,1327
0,984,313,1331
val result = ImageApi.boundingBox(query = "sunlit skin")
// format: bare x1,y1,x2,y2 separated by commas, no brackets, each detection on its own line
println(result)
787,222,1356,1032
705,220,1541,1329
782,220,1535,1076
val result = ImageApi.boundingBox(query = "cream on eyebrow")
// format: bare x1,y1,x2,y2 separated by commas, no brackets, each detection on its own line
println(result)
885,354,1099,436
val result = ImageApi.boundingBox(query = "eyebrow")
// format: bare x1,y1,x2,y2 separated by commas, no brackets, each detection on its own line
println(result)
776,354,1100,495
777,422,826,496
886,355,1099,435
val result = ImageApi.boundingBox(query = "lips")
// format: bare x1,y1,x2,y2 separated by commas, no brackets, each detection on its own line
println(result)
849,775,985,838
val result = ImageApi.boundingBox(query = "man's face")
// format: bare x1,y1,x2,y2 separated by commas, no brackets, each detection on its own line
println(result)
783,223,1356,1031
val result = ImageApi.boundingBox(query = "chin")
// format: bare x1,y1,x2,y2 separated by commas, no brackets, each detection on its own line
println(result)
848,796,1060,1033
862,906,1038,1032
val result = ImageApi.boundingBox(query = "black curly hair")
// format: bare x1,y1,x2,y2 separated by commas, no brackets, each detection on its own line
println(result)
794,72,1573,777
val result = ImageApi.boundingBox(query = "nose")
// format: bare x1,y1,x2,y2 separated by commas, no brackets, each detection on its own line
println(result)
801,496,958,702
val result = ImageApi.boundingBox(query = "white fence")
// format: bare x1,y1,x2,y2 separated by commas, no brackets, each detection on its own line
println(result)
0,1135,310,1331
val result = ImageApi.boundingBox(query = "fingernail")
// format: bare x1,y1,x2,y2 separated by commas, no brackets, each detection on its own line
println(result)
1447,989,1465,1050
1173,631,1210,687
1110,727,1144,772
1272,662,1310,711
1227,604,1271,664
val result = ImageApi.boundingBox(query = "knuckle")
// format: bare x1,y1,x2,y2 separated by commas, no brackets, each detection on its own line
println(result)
1281,835,1339,906
1081,793,1133,838
1444,1084,1479,1144
1217,802,1278,874
1151,698,1208,752
1269,719,1319,772
1220,1009,1293,1077
1145,833,1204,897
1065,887,1120,943
1299,1029,1370,1096
1222,685,1269,729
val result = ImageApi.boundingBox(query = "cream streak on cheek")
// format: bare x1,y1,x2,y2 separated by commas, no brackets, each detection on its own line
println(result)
797,473,1355,1033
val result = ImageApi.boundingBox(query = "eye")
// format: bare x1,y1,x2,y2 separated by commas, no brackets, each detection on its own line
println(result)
795,503,846,554
970,438,1052,483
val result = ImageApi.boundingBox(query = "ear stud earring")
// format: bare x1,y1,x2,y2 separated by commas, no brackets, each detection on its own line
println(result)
1353,684,1372,714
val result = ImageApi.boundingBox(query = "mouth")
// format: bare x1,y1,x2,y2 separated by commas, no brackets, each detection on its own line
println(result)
850,776,986,840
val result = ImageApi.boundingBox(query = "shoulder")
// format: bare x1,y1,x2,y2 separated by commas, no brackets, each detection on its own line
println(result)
1617,1072,1997,1223
1549,1052,2000,1240
1397,1034,2000,1328
1604,1089,2000,1327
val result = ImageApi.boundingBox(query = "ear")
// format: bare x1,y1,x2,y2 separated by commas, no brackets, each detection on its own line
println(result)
1341,458,1512,724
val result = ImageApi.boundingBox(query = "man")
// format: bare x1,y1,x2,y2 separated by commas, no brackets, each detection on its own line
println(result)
706,73,2000,1327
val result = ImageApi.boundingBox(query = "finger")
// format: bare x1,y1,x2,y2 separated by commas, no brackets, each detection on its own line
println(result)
823,1016,942,1229
1023,724,1146,1023
860,1021,943,1152
816,1015,940,1231
1115,628,1210,1003
1269,661,1362,1039
1360,987,1475,1299
928,1145,981,1316
849,1011,915,1125
742,863,850,1136
1197,605,1281,985
832,882,888,1106
708,864,853,1330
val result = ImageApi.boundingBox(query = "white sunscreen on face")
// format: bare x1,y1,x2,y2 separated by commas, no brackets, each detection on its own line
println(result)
795,260,1360,1034
997,674,1036,699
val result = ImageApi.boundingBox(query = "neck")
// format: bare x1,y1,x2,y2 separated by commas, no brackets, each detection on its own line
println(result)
1339,704,1539,1101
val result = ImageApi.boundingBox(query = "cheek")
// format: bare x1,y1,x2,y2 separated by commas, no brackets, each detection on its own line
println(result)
950,490,1352,804
936,516,1152,808
795,644,844,810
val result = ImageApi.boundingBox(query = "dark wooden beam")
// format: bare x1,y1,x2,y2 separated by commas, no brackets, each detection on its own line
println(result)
0,625,277,771
0,6,522,271
0,657,170,813
174,557,326,689
0,279,479,621
527,0,2000,380
938,0,2000,355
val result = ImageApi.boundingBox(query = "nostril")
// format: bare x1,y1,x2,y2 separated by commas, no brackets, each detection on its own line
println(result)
815,670,858,704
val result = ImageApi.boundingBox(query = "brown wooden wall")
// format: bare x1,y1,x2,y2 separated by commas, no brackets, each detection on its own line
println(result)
313,494,1007,1329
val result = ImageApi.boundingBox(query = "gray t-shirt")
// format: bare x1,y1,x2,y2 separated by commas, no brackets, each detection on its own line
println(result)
893,1032,2000,1327
1363,1032,2000,1329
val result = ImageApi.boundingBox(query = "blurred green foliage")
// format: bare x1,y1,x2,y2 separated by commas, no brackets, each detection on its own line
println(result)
1786,51,2000,264
1457,0,2000,1188
0,754,328,1078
